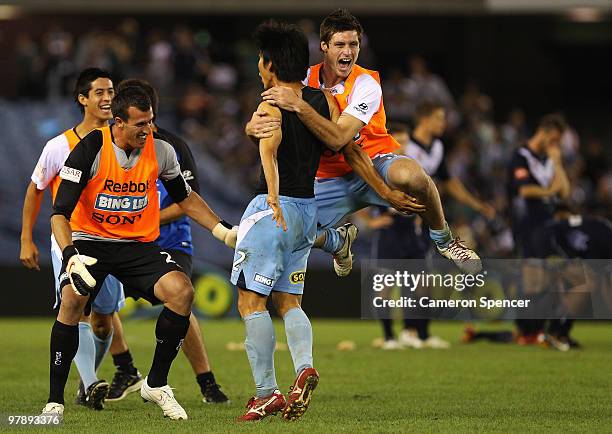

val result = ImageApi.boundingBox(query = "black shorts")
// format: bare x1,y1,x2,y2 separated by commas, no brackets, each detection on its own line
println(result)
59,240,184,306
122,248,193,305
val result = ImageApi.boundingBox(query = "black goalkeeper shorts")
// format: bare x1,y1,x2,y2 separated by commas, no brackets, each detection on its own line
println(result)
59,240,184,306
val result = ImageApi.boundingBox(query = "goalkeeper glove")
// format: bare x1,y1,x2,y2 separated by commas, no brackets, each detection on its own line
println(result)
212,220,238,249
62,245,97,296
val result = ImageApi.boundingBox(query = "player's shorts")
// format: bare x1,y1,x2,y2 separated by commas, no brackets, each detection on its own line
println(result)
58,240,183,306
121,248,193,306
315,153,409,230
230,194,317,296
52,235,124,315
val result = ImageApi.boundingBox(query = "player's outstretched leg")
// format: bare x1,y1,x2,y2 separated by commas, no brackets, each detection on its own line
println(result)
141,271,192,420
386,158,481,273
316,222,359,277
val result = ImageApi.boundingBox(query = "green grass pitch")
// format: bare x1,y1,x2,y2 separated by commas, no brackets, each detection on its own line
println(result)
1,318,610,433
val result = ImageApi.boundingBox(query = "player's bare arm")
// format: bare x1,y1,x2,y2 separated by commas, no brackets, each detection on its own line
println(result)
245,109,281,141
159,203,183,225
546,145,571,199
258,102,287,231
20,181,45,270
262,85,361,149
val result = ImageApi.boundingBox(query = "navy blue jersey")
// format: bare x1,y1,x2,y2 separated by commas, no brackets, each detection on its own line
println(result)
404,136,450,182
154,127,200,255
507,146,557,229
535,215,612,259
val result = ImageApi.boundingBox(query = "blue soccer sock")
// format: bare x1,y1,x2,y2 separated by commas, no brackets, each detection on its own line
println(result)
92,328,113,372
321,228,343,255
429,221,453,248
243,311,278,398
74,322,98,390
283,307,313,374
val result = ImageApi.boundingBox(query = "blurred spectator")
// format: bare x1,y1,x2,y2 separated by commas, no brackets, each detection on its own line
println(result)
16,33,44,98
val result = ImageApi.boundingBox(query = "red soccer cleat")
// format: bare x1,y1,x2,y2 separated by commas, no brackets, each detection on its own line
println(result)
237,390,286,422
282,367,319,421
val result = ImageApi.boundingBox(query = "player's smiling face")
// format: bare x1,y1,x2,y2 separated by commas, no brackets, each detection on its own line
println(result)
119,106,153,149
82,77,114,121
321,31,360,79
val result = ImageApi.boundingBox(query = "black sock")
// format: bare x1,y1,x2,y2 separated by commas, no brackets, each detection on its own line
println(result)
403,318,418,331
113,350,137,375
48,320,79,404
147,307,190,388
196,371,216,392
416,319,430,340
381,319,394,341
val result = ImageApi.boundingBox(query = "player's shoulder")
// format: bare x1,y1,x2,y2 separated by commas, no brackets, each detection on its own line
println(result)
257,101,281,118
43,131,71,152
154,128,185,150
352,72,381,93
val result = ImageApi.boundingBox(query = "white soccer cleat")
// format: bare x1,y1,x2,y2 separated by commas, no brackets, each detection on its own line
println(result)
381,339,403,350
141,377,188,420
436,237,482,274
423,335,451,349
333,223,359,277
41,402,64,417
399,330,424,349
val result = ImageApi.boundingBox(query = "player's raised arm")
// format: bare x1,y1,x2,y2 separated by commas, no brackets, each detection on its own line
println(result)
262,85,361,150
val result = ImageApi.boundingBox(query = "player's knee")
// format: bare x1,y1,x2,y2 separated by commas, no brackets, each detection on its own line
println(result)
90,312,113,338
237,289,266,318
60,287,87,312
389,159,430,196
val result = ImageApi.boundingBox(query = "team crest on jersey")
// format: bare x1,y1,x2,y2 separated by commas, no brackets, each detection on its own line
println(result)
95,193,149,213
289,271,306,284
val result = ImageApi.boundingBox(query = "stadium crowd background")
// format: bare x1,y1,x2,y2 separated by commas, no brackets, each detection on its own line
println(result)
1,11,610,273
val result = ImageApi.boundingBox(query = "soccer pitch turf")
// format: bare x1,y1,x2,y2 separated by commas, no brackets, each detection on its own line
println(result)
1,318,610,433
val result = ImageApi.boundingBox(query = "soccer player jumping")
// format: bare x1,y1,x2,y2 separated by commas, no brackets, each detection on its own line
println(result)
249,9,481,274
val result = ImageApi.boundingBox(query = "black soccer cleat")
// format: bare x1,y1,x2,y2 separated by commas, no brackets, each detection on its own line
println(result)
84,380,110,410
201,377,230,404
106,370,145,402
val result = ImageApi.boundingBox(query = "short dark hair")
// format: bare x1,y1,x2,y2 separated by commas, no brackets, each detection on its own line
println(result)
414,101,445,124
253,20,309,83
73,67,112,113
320,9,363,45
117,79,159,119
538,113,567,133
111,87,151,122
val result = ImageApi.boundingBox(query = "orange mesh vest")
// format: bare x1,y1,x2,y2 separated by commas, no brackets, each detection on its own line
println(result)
70,126,160,242
307,63,400,178
50,129,81,201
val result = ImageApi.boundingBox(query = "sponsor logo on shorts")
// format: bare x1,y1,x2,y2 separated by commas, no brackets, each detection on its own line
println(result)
94,193,148,213
60,166,82,183
289,271,306,284
254,273,274,287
